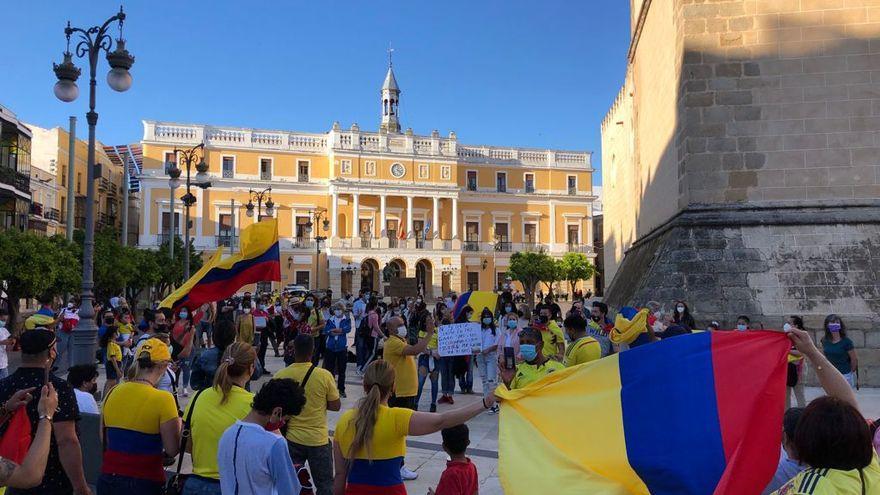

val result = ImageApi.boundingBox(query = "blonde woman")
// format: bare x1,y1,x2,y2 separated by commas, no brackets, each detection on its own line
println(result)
333,360,496,494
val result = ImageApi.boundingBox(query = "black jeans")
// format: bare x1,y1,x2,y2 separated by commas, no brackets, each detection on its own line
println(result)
323,350,347,394
287,441,333,495
388,395,416,410
312,334,327,366
97,474,163,495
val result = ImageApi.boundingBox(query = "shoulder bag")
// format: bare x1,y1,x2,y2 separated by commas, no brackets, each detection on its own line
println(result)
165,387,208,495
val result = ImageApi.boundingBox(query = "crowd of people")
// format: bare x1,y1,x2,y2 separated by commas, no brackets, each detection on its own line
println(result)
0,286,875,494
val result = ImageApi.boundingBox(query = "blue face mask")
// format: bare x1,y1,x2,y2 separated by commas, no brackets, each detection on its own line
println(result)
482,317,493,325
828,323,841,332
507,319,518,329
305,300,314,309
520,344,537,362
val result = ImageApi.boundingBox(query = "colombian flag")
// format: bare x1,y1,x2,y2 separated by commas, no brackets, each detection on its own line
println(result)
496,331,790,495
161,218,281,311
452,290,499,322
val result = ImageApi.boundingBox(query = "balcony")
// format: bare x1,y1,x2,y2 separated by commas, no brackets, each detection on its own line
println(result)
74,216,86,229
293,238,316,249
98,178,110,192
216,234,238,248
29,202,43,216
494,241,513,252
388,237,399,248
566,243,593,254
525,184,535,194
415,238,428,249
521,241,544,252
463,240,480,252
44,208,60,222
158,233,181,246
0,167,29,192
568,187,577,196
298,175,309,183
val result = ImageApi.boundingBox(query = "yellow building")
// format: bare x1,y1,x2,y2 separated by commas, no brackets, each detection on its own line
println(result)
29,124,132,238
138,65,595,297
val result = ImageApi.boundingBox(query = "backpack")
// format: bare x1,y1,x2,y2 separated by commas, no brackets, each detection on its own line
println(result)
356,314,372,339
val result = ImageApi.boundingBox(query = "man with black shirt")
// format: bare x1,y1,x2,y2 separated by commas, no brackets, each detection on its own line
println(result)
0,329,90,495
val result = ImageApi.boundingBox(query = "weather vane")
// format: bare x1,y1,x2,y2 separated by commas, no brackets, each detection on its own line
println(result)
388,43,394,67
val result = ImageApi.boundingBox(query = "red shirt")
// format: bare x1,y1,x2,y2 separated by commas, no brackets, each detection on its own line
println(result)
435,458,478,495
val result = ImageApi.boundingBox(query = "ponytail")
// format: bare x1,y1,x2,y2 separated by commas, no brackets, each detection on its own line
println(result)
213,342,257,404
348,360,395,460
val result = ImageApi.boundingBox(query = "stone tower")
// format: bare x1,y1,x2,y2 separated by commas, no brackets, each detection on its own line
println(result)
380,61,401,133
602,1,880,380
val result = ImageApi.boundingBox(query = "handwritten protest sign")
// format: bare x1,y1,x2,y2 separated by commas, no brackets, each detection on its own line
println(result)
438,322,482,357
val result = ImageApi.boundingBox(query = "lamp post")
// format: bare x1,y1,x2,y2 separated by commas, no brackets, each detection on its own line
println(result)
245,187,274,220
165,143,210,279
305,208,329,290
53,6,134,366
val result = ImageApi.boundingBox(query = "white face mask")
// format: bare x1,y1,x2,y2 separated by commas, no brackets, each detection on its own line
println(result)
783,323,792,332
396,325,407,337
676,306,685,313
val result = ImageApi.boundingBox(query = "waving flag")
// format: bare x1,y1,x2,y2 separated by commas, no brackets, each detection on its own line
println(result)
495,331,789,495
161,218,281,311
452,290,499,322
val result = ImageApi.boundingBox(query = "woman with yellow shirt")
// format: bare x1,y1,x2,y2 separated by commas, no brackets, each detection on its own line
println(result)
181,342,256,495
414,302,439,412
333,360,496,494
99,326,123,399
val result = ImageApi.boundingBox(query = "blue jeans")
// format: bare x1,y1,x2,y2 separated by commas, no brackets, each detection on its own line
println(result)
197,321,213,346
56,330,74,372
179,354,192,390
438,356,455,395
97,474,163,495
182,475,222,495
416,354,438,407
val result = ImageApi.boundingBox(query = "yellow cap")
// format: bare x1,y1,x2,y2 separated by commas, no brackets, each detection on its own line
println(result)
138,337,171,362
610,309,649,345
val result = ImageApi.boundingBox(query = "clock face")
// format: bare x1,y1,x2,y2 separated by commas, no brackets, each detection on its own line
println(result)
391,163,406,178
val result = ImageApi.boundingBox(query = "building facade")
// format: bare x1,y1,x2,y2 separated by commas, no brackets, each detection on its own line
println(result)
602,1,879,378
0,105,31,231
138,65,595,297
29,124,132,237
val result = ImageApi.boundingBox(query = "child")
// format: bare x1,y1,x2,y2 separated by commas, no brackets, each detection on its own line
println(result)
100,325,123,399
429,424,478,495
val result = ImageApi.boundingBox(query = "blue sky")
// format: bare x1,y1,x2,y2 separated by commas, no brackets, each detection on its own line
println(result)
3,1,631,185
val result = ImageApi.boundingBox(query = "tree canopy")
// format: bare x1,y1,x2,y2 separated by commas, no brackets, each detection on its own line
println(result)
507,250,557,311
558,252,595,296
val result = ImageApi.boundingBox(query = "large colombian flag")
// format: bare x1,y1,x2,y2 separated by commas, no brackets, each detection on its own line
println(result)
452,290,499,322
160,218,281,312
495,331,790,495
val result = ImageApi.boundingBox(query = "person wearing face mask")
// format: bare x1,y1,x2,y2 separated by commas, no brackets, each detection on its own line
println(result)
672,301,696,331
500,327,565,390
383,316,435,413
217,379,306,495
496,311,523,369
66,364,100,415
305,296,326,366
352,291,368,370
821,314,858,389
453,307,476,394
476,308,500,414
735,315,751,332
562,313,601,368
0,308,12,379
235,303,256,348
250,302,271,373
357,300,383,374
100,325,123,399
172,308,196,397
414,302,439,412
322,303,352,398
785,316,807,409
535,307,565,362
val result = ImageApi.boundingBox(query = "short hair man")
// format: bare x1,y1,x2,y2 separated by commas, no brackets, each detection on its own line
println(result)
66,364,100,415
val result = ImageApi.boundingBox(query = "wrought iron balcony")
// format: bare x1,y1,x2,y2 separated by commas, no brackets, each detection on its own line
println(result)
29,202,43,216
463,240,480,252
494,241,512,252
216,234,238,248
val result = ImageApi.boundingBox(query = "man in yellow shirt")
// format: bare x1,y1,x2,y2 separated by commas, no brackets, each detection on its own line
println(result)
563,313,601,367
382,316,434,410
537,307,565,361
501,327,565,389
274,334,340,495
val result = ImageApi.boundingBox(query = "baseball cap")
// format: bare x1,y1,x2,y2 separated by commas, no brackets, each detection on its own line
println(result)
138,337,171,362
20,328,56,355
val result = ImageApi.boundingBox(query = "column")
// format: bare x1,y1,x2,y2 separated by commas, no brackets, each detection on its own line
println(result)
330,192,338,238
451,198,458,239
351,193,359,239
548,200,556,252
379,195,387,237
406,196,414,237
432,197,439,238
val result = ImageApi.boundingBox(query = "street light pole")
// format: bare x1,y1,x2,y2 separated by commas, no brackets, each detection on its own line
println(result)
53,6,134,366
306,208,329,291
65,116,76,241
166,143,209,279
245,187,274,221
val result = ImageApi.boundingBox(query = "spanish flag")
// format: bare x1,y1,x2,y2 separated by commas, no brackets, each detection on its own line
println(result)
496,331,789,495
452,290,499,322
161,218,281,311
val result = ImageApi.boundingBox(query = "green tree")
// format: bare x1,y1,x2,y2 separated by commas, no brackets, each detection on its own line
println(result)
506,250,556,312
0,230,81,332
154,236,204,298
558,252,596,297
92,228,139,301
124,246,162,303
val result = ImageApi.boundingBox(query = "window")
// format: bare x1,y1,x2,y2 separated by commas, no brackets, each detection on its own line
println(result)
341,160,352,175
359,219,372,238
222,156,235,178
386,219,398,247
494,222,510,252
76,173,81,194
164,151,177,168
219,214,233,235
524,223,537,244
257,281,273,293
524,173,535,193
496,172,507,193
365,161,376,176
568,175,577,195
413,220,425,248
61,170,66,187
418,164,429,179
466,171,477,191
161,211,181,235
467,272,479,291
441,165,451,180
295,270,311,289
567,224,580,246
496,272,507,291
298,161,310,182
295,216,310,239
260,158,272,181
465,222,479,242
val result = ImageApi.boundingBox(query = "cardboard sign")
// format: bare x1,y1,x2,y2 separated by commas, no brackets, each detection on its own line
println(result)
438,322,482,357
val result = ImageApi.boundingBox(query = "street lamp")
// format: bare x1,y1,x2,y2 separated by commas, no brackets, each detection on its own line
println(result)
53,7,134,366
245,187,274,219
305,208,330,290
165,143,211,279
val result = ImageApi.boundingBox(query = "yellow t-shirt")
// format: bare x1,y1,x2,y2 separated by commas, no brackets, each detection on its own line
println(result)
383,336,418,398
541,321,565,357
183,386,253,479
237,314,254,344
274,362,340,447
564,336,601,367
117,322,134,335
106,341,122,363
335,405,413,461
419,329,438,350
773,455,880,494
308,312,323,337
510,359,566,389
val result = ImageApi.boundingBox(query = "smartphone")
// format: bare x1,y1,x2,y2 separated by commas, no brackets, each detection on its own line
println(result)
503,347,516,370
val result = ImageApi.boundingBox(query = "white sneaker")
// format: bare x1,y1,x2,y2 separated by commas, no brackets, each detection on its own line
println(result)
400,466,418,480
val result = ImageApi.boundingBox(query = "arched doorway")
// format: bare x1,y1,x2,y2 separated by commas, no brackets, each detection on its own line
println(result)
383,258,406,282
361,259,379,293
415,259,433,298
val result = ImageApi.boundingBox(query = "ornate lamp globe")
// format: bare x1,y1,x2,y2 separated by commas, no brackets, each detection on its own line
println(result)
53,52,81,102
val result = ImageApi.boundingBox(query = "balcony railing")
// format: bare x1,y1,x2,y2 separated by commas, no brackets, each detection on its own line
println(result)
158,233,181,246
415,238,428,249
216,234,238,248
521,241,543,251
44,208,60,222
568,187,577,196
464,240,480,252
98,178,110,192
566,243,593,254
0,167,30,192
388,237,399,248
525,184,535,193
494,241,512,252
298,175,309,183
29,202,43,216
293,238,316,249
